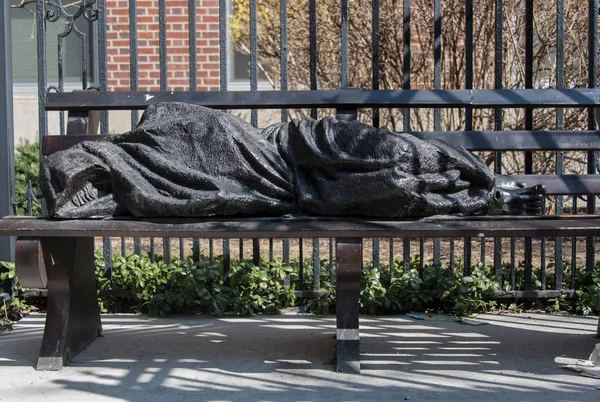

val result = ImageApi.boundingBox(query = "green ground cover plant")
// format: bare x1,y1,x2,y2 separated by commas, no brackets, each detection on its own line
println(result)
91,253,599,318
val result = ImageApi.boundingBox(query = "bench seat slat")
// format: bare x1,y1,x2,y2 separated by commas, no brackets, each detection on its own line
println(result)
3,216,600,239
45,88,600,110
41,131,600,156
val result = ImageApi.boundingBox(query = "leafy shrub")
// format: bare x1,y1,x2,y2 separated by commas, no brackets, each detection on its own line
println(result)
0,261,28,332
575,264,600,316
2,251,598,320
228,259,295,315
96,253,295,316
14,140,41,216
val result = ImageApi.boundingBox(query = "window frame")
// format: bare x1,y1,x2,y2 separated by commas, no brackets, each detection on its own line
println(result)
10,0,98,92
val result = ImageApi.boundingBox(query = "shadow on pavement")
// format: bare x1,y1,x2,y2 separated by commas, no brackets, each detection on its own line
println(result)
0,312,598,401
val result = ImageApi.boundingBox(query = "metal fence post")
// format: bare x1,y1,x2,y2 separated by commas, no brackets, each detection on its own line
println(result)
0,2,15,264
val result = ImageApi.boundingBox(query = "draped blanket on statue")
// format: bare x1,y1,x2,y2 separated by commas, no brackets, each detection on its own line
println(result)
41,103,494,219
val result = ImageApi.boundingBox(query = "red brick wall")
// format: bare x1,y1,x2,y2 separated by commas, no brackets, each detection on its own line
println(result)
106,0,220,91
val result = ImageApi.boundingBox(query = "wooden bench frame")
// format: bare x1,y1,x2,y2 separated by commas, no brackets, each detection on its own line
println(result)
2,88,600,372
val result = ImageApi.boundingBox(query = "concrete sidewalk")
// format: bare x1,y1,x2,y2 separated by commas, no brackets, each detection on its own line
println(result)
0,312,599,401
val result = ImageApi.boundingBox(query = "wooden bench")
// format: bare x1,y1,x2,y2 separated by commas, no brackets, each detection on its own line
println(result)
2,88,600,373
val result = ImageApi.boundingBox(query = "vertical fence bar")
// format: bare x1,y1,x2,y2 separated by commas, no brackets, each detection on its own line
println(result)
129,0,140,257
309,0,317,119
280,0,288,122
103,237,112,280
372,0,380,128
280,0,290,270
37,0,47,144
163,239,171,262
341,0,348,87
159,0,168,89
253,240,260,265
523,0,534,290
465,0,473,132
299,239,304,284
129,2,139,128
249,0,260,264
572,199,578,288
430,0,442,267
463,0,474,273
99,0,112,270
419,238,424,274
219,0,230,272
193,239,200,261
372,238,380,271
329,237,334,282
98,0,108,134
340,2,354,276
158,0,169,261
250,0,258,126
283,240,290,285
313,239,320,290
189,0,197,91
586,0,598,278
510,238,516,289
223,239,230,281
150,238,155,262
462,0,476,275
371,0,381,270
554,0,564,290
306,0,319,282
389,238,394,279
220,0,227,91
403,0,411,272
0,1,14,263
433,0,441,126
57,20,65,137
463,237,472,276
493,0,504,282
312,238,320,287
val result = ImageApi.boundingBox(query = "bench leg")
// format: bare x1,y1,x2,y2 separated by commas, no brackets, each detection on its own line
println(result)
336,238,362,373
36,237,102,371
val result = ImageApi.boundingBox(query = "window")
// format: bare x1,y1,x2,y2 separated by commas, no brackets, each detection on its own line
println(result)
227,0,269,89
11,0,96,87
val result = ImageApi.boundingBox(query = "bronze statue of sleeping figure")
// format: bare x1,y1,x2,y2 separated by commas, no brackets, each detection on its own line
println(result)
40,102,545,219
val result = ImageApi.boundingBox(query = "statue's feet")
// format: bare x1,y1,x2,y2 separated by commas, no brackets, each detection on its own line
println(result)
489,184,546,215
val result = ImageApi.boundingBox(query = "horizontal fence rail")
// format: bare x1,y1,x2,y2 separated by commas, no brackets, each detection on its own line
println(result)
46,89,600,110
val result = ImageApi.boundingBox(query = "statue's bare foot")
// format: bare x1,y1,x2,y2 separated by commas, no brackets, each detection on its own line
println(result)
488,184,546,215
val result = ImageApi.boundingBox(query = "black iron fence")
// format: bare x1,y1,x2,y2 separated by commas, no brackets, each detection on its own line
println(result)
7,0,600,295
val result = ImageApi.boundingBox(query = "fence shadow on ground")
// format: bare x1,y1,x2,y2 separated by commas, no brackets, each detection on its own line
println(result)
0,313,598,401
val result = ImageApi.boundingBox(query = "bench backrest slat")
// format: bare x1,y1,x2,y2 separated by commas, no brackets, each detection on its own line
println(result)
42,131,600,156
41,136,600,195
